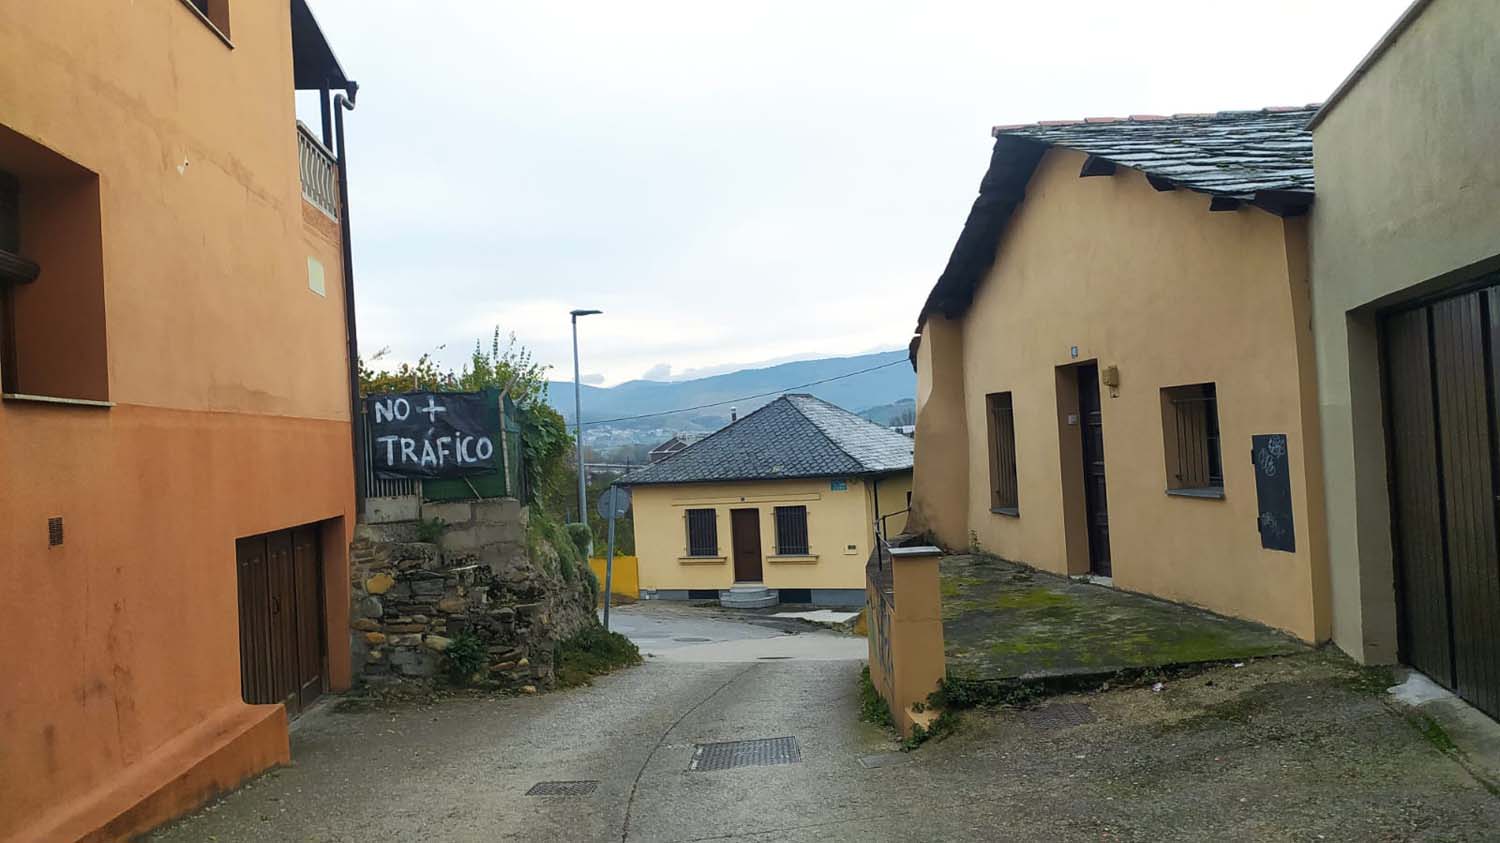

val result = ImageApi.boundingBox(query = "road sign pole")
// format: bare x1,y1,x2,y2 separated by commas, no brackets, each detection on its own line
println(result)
603,487,617,629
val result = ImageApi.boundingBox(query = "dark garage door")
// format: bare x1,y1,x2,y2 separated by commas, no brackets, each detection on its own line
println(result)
237,524,326,718
1383,284,1500,720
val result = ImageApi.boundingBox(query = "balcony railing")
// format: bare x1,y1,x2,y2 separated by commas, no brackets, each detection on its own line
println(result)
297,122,339,220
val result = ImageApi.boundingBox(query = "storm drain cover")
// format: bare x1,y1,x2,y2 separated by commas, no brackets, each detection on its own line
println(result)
689,737,801,771
1023,703,1097,731
525,780,599,797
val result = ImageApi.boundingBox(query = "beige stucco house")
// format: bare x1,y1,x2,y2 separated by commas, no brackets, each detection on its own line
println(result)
908,109,1330,641
624,394,912,608
1308,0,1500,720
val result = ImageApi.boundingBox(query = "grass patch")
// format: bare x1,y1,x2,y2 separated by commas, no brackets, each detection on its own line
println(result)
940,576,982,599
554,624,642,688
858,665,895,729
1338,662,1397,696
1411,712,1457,755
991,588,1074,610
859,666,961,750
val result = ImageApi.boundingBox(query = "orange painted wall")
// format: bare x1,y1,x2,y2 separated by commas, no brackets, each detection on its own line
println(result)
0,1,355,840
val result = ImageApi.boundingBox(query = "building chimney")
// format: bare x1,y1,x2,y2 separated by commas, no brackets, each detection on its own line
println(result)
730,406,738,422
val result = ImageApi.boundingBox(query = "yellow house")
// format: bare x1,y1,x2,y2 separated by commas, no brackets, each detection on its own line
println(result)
908,108,1330,642
625,394,913,608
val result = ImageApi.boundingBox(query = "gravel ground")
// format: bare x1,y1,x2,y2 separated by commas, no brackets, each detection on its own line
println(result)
147,606,1499,842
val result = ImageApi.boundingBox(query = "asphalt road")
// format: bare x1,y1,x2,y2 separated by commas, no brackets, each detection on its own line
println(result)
150,603,1500,842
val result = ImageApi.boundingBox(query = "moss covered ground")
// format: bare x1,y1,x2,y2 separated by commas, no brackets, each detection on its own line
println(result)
940,554,1303,682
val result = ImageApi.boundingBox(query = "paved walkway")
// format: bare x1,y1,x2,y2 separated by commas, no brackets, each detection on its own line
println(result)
148,604,1500,842
941,554,1304,681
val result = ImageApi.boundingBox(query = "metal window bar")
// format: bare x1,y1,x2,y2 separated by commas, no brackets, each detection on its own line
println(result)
1171,385,1222,488
297,122,340,220
989,394,1018,509
775,506,809,555
685,509,718,556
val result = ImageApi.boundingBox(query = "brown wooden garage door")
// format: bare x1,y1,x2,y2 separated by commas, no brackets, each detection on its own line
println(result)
237,525,326,718
1383,284,1500,720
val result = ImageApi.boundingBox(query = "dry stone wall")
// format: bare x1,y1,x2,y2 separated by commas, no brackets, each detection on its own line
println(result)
349,498,596,691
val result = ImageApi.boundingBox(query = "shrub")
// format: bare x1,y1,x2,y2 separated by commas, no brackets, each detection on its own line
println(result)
858,665,895,729
443,632,487,686
555,625,641,688
415,517,445,543
566,522,593,559
527,508,584,581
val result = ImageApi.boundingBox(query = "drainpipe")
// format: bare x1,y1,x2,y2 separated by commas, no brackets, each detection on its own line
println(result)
334,83,365,515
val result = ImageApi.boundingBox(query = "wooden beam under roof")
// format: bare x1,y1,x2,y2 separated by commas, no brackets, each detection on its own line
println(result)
1079,155,1117,177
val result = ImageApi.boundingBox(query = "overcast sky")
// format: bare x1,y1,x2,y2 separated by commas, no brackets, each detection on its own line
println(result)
301,0,1409,387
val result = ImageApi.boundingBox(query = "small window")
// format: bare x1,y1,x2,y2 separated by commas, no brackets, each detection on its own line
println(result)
0,128,109,404
774,506,809,555
986,392,1019,514
685,509,718,557
185,0,232,39
1162,383,1223,496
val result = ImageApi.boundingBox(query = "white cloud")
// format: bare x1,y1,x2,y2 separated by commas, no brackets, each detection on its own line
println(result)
641,363,673,380
305,0,1413,385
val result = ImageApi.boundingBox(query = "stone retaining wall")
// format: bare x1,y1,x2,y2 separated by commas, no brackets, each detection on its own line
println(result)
349,498,595,691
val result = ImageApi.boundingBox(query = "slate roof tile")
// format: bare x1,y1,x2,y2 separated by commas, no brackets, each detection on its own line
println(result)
620,395,914,486
990,106,1317,196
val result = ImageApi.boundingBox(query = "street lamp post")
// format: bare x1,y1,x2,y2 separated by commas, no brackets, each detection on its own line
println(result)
570,309,602,524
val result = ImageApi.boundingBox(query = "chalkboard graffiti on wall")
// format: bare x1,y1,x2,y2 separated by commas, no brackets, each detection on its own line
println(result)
368,391,498,480
1251,433,1295,553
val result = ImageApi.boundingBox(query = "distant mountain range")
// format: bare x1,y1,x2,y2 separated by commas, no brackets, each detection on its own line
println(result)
545,350,914,445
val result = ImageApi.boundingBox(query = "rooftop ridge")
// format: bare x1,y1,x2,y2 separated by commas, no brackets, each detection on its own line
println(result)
992,104,1322,137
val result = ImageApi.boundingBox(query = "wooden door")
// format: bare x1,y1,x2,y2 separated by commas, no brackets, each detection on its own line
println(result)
237,536,272,708
1383,285,1500,720
730,509,764,583
1077,363,1112,576
236,524,327,718
265,530,299,714
291,526,325,712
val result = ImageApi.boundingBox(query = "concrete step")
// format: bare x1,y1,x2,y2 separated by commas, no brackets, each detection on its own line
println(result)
720,584,779,609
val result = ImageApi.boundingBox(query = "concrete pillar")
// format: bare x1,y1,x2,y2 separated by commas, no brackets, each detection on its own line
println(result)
866,546,946,737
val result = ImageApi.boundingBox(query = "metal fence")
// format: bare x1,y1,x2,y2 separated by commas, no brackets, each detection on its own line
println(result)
361,412,420,498
297,122,339,220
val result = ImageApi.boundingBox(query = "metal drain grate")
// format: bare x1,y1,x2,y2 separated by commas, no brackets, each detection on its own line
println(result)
1022,703,1097,731
525,780,599,797
690,737,801,771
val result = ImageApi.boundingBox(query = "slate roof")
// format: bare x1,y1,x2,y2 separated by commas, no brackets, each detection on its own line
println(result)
621,394,914,486
992,107,1318,197
918,107,1318,326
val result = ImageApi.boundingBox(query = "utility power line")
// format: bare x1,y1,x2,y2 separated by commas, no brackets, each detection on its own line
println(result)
579,358,909,427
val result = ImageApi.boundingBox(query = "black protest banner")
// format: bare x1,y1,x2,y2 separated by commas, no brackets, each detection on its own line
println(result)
367,391,499,479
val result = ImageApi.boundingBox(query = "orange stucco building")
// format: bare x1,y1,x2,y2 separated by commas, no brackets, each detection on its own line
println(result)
0,2,360,839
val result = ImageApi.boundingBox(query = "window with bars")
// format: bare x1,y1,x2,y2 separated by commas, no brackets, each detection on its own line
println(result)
1162,382,1223,496
774,506,810,555
684,509,718,557
987,392,1019,514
